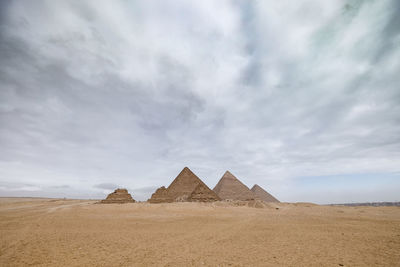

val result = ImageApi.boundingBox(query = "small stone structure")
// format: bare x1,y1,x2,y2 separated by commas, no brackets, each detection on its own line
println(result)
100,188,135,204
188,183,221,202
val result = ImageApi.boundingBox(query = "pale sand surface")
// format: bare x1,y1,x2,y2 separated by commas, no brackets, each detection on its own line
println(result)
1,198,399,266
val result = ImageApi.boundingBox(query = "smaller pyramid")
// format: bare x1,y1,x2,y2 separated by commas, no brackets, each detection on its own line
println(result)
213,171,256,201
148,186,173,203
100,188,135,204
251,184,280,203
188,183,221,202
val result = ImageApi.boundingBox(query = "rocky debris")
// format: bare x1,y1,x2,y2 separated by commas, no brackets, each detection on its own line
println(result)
100,188,135,204
250,184,280,203
148,167,220,203
213,171,256,201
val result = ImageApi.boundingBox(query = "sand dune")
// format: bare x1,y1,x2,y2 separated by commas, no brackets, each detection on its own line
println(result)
1,198,399,266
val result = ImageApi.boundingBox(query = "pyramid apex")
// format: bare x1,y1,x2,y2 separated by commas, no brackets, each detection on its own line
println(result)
181,167,195,175
222,170,237,180
223,170,233,176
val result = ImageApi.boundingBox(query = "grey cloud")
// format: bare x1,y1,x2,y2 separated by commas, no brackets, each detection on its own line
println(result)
370,0,400,64
51,185,71,189
94,183,119,190
0,0,399,203
132,186,159,193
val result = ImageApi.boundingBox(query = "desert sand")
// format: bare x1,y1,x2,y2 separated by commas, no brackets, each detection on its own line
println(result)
1,198,399,266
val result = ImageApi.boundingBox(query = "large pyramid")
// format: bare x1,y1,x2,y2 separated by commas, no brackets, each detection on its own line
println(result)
213,171,256,201
148,167,220,203
100,188,135,204
251,184,280,203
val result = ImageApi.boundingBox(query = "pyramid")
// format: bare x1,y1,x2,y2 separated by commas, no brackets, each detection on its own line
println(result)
148,186,173,203
100,188,135,204
213,171,256,201
251,184,280,202
188,183,221,202
167,167,209,201
148,167,220,203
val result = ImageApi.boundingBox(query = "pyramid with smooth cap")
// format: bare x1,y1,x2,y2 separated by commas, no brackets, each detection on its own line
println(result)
251,184,280,202
100,188,135,204
213,171,256,201
148,167,220,203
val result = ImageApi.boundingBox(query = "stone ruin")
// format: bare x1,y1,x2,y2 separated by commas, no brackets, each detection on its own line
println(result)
100,188,136,204
148,167,220,203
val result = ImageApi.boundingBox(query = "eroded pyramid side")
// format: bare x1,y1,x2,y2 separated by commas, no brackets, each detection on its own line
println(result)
148,186,173,203
188,183,221,202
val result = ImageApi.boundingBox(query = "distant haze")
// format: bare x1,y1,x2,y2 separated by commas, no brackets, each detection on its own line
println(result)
0,1,399,203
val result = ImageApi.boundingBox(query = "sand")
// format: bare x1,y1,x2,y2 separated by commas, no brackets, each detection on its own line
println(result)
1,198,399,266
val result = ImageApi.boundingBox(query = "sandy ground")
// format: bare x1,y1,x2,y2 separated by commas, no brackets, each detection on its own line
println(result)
0,198,399,266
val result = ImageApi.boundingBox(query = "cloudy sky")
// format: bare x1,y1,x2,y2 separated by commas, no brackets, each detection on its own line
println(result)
0,0,399,203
